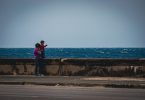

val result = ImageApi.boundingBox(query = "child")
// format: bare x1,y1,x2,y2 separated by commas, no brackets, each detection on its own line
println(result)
34,43,43,76
40,40,47,58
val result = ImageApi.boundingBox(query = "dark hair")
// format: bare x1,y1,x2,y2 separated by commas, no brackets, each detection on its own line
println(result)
40,40,44,43
35,43,40,48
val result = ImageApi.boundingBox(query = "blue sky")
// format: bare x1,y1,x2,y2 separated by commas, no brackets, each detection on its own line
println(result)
0,0,145,48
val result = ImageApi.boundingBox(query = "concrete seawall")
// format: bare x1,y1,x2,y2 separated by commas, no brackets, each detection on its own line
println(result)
0,58,145,77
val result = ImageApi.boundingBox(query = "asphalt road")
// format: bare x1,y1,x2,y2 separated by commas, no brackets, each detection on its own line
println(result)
0,85,145,100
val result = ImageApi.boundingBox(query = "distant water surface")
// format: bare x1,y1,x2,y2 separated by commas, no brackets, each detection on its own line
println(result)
0,48,145,58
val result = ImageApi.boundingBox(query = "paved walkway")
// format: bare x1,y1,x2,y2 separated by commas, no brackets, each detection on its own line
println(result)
0,75,145,88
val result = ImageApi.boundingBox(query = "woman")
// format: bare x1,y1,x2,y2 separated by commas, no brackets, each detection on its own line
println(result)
34,43,43,76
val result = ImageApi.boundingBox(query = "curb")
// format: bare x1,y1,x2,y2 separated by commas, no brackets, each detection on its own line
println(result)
0,82,145,89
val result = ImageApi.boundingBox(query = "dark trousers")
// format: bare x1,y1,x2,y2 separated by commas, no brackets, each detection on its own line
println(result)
41,50,45,58
35,58,44,75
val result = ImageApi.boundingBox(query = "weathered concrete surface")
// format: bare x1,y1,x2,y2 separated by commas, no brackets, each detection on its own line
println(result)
0,76,145,88
0,58,145,77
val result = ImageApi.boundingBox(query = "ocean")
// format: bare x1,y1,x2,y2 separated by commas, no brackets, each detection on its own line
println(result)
0,48,145,58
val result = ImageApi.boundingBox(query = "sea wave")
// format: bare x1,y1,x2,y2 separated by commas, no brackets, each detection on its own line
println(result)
0,48,145,58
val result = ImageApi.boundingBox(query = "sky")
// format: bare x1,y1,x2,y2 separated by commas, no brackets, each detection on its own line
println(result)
0,0,145,48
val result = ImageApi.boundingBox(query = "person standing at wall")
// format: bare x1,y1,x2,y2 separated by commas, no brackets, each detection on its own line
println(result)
40,40,47,58
34,43,43,76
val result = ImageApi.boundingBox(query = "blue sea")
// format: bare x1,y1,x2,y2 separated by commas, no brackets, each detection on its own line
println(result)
0,48,145,58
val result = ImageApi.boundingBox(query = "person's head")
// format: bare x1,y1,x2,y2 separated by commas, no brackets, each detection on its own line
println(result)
40,40,45,44
35,43,40,48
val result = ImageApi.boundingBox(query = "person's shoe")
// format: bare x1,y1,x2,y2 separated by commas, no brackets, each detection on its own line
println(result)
40,74,44,76
35,74,41,76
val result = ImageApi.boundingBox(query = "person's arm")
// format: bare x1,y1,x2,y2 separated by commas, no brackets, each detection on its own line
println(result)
44,45,47,47
34,49,38,57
